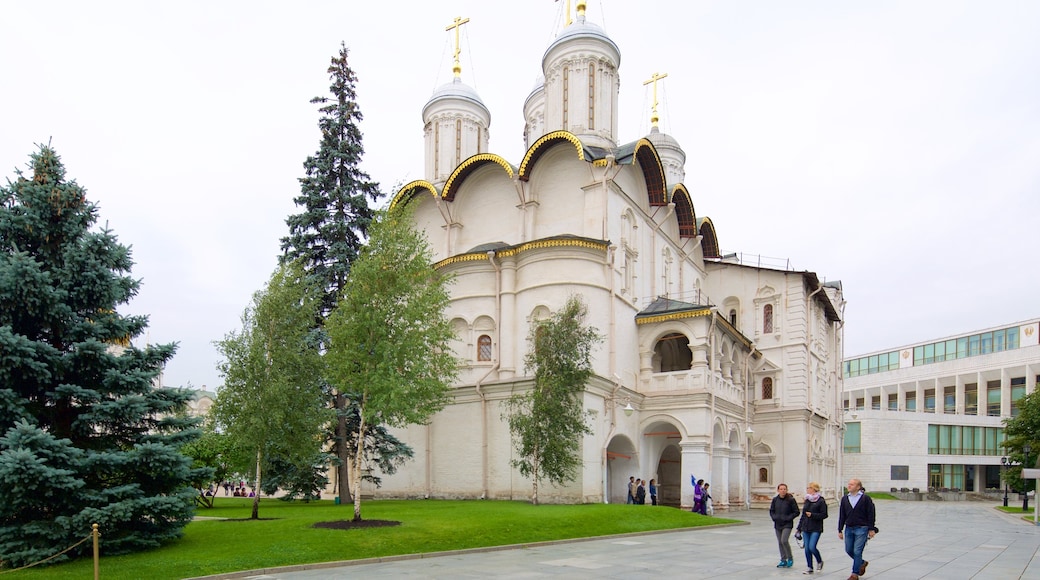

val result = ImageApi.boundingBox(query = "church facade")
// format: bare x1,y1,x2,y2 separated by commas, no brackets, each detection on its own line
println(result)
373,4,846,509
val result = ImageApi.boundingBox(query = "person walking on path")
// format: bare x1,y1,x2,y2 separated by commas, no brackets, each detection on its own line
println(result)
796,481,828,574
636,479,647,505
837,478,877,580
627,476,636,504
703,483,713,515
770,483,799,568
648,479,658,506
693,479,707,514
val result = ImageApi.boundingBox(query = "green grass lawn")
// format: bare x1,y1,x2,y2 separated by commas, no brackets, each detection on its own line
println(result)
7,499,736,579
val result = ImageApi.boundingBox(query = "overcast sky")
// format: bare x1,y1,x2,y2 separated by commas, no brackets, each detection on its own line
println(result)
3,1,1038,390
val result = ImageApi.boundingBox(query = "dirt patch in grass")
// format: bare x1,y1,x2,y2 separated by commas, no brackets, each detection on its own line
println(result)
312,519,401,530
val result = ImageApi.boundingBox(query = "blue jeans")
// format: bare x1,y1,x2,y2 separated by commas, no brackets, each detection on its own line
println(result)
844,526,869,574
803,531,822,568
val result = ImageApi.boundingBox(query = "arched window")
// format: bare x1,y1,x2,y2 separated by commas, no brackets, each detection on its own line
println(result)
763,304,774,334
762,377,773,400
759,467,769,483
477,335,492,362
729,309,737,326
654,333,692,372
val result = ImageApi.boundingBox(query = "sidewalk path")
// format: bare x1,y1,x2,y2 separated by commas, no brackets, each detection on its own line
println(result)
197,502,1040,579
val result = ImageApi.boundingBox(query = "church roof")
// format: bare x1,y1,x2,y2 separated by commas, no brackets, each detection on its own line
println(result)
636,297,712,324
423,77,488,117
542,14,620,70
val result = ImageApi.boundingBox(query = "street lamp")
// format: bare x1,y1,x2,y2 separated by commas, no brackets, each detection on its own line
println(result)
1001,456,1010,507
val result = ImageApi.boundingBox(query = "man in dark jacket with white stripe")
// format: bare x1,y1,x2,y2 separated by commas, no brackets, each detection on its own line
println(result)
837,478,877,580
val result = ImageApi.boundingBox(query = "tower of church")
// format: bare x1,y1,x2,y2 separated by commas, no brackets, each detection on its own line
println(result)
422,17,491,186
533,1,620,149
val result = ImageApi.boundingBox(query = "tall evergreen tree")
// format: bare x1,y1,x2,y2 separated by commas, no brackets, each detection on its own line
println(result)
280,42,405,506
213,262,331,519
0,145,201,567
325,206,459,521
281,41,382,317
507,296,600,505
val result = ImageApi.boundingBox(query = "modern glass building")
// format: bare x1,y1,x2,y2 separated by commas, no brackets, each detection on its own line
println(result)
842,318,1038,492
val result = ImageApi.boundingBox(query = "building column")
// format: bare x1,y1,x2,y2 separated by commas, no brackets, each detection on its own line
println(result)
680,440,711,510
956,374,965,415
1001,368,1011,417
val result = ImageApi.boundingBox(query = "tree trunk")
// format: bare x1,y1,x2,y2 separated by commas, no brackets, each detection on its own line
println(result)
532,448,540,505
335,392,352,504
352,411,366,521
251,447,262,520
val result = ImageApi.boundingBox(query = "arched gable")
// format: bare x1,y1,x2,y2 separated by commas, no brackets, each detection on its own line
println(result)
519,131,596,182
442,153,515,202
633,140,667,207
671,184,697,239
697,217,720,259
613,138,668,207
389,179,438,211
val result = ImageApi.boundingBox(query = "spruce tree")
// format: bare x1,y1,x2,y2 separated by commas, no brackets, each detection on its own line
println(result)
280,42,408,506
0,145,201,567
282,41,382,317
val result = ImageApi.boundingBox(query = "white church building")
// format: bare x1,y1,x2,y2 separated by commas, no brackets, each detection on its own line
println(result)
373,3,846,509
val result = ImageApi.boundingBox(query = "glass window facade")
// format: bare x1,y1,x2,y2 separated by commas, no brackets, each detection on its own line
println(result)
844,422,861,453
928,424,1004,455
846,324,1024,378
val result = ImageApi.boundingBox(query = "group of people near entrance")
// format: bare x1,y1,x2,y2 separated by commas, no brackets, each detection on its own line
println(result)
626,476,658,505
771,478,877,580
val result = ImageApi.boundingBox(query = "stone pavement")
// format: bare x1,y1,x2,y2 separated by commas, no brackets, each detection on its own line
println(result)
204,501,1040,580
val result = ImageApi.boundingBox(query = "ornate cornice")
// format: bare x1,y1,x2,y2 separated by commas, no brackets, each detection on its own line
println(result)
636,309,711,325
434,237,608,269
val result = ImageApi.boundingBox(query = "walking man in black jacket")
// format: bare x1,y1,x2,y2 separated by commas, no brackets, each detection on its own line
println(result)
837,478,877,580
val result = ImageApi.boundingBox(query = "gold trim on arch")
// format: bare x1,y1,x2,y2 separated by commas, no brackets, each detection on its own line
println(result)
443,153,515,200
519,131,586,179
389,179,439,210
433,238,609,269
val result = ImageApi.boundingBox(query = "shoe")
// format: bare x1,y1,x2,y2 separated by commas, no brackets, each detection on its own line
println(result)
859,560,868,575
848,575,860,580
817,561,824,571
786,559,795,568
777,561,786,568
803,570,814,575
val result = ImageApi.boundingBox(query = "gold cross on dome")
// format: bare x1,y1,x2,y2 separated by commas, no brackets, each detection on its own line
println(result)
643,72,669,127
445,16,470,78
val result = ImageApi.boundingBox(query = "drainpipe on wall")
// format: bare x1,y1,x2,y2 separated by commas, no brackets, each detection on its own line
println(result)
835,299,846,496
604,373,622,503
473,250,502,500
602,244,618,504
804,283,825,486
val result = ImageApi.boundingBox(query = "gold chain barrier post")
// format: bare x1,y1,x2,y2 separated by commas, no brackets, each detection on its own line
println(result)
92,523,100,580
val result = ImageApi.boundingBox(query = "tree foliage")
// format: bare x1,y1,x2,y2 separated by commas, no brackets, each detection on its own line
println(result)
0,145,201,567
180,423,233,508
325,206,459,521
1003,390,1040,493
213,262,331,519
507,295,600,505
279,41,395,506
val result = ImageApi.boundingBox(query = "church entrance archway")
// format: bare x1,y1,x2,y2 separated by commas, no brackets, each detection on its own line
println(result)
605,435,637,503
656,443,682,506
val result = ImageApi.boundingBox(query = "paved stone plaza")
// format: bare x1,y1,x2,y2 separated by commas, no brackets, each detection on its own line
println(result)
202,502,1039,579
